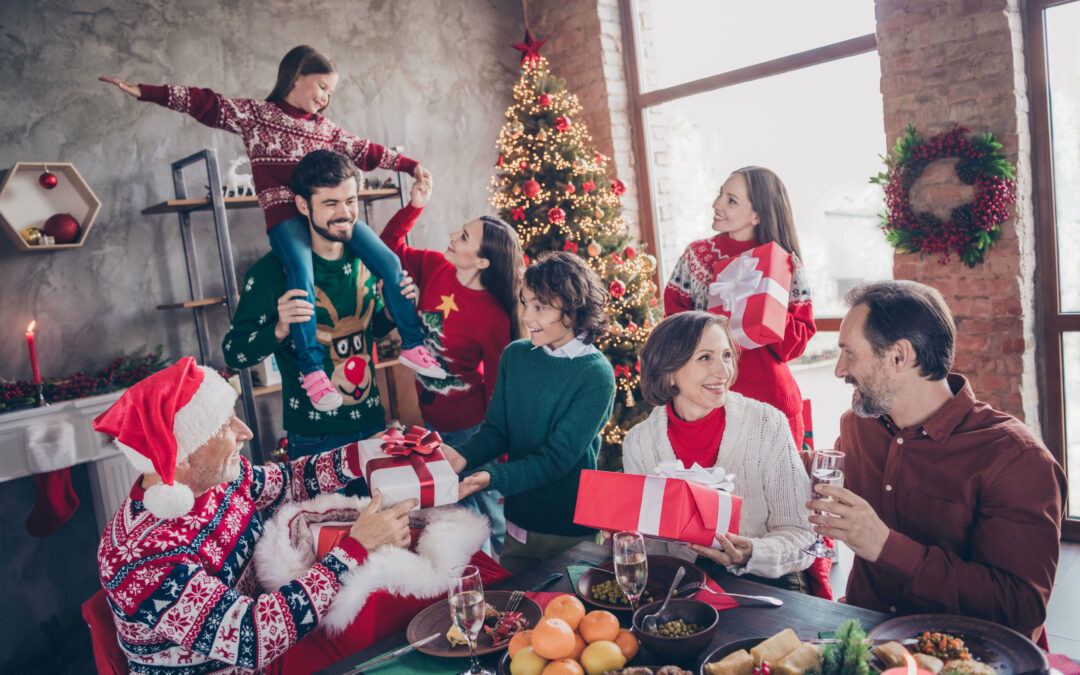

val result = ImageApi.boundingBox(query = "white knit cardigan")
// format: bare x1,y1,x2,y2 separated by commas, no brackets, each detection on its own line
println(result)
622,392,815,579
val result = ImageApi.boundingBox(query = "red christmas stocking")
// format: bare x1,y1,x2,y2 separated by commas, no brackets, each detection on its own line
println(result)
26,468,80,537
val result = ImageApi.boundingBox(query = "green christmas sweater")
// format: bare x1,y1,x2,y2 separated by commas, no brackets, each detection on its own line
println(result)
223,251,393,436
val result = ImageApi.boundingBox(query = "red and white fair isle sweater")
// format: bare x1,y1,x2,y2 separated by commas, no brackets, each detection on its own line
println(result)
138,84,419,230
664,234,815,445
380,205,513,431
98,448,369,674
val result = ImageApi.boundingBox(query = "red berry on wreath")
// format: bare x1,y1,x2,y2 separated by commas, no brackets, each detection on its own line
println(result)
39,170,58,189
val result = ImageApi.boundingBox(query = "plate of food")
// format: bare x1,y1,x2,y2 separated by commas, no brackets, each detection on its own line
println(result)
701,630,823,675
577,555,705,611
867,614,1049,675
405,590,542,657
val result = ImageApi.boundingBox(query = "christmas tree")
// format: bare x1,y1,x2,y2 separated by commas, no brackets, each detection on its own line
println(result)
491,33,663,469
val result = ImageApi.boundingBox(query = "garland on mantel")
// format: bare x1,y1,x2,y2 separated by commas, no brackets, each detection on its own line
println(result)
1,348,169,414
870,124,1016,267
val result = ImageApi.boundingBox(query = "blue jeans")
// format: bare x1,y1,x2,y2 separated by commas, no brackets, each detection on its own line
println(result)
268,216,425,375
433,423,506,556
287,427,382,498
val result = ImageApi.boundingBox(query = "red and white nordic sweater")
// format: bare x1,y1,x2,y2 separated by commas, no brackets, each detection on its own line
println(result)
663,234,815,445
98,448,369,674
380,204,513,432
139,84,419,230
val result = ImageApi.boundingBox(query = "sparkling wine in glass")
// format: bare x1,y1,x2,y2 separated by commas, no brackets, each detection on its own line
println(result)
612,530,648,612
803,449,845,559
449,564,494,675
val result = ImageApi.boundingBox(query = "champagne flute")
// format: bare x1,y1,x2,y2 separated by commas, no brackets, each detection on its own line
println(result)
802,449,845,558
612,531,648,613
448,564,493,675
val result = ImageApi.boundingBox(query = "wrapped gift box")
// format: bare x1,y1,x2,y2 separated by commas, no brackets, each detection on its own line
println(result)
573,468,741,547
706,241,792,349
310,522,352,559
351,428,458,511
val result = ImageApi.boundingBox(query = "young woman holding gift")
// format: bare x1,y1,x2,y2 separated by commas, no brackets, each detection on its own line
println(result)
663,166,814,448
622,310,815,593
441,252,615,574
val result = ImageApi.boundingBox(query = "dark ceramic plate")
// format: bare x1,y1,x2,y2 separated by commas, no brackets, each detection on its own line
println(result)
866,614,1048,675
576,555,705,612
405,590,543,657
699,637,767,675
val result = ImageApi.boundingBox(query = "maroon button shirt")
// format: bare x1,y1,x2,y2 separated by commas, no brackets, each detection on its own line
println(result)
838,374,1067,639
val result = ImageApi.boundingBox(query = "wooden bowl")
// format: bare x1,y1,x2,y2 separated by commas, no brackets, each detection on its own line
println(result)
632,598,720,664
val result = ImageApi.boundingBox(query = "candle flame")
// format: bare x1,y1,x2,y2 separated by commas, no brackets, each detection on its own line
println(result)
27,320,36,333
903,650,917,675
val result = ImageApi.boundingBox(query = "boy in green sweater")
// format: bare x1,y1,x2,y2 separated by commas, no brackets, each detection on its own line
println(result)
443,252,615,573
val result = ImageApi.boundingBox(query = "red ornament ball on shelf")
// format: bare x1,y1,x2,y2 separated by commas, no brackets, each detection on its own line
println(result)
624,245,636,258
39,170,58,189
43,213,80,244
547,207,566,224
554,116,571,132
609,279,626,298
523,180,541,198
611,179,627,195
538,93,552,106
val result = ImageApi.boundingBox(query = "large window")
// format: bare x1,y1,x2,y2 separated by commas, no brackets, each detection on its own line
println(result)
1029,0,1080,534
622,0,889,448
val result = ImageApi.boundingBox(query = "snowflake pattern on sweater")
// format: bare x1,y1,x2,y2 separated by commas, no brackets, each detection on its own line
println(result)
98,448,367,673
139,84,418,230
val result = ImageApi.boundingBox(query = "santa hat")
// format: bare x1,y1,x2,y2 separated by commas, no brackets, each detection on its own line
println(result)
92,357,238,519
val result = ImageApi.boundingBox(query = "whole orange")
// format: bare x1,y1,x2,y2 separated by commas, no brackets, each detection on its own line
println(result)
613,628,639,660
508,629,533,659
544,595,587,631
567,632,587,661
531,617,576,660
542,658,585,675
579,610,620,643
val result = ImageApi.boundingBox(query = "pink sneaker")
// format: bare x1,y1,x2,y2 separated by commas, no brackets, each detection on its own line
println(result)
398,345,448,379
301,370,343,411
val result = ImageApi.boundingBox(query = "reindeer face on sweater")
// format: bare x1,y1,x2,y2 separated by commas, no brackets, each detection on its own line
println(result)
314,271,377,406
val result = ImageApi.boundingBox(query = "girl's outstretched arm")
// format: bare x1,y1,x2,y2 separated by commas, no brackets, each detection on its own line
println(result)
99,75,141,98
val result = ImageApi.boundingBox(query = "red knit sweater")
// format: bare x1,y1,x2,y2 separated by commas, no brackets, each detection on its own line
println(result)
663,234,815,445
139,84,419,230
379,205,513,431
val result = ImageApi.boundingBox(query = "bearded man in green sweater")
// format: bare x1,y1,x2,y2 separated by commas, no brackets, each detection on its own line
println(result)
443,252,616,574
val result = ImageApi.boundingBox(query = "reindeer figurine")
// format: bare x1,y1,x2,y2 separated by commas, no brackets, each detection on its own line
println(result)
313,270,378,407
224,157,255,197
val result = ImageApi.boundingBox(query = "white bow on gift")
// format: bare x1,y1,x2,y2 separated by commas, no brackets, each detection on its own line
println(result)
655,460,735,492
707,255,762,314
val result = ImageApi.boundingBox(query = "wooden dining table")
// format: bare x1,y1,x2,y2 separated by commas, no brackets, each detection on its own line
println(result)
314,540,891,674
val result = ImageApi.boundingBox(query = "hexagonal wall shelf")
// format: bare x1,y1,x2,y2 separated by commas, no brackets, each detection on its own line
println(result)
0,162,102,251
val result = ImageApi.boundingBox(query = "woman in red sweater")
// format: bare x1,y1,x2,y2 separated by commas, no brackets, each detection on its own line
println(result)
380,175,523,553
663,166,814,447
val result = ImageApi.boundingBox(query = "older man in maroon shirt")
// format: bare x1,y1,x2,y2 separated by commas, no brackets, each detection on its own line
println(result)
808,280,1066,642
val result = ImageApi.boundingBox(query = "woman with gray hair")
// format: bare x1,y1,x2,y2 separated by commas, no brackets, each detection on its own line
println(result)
622,311,815,592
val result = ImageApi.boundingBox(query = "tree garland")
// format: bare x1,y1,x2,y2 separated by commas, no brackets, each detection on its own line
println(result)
870,124,1016,267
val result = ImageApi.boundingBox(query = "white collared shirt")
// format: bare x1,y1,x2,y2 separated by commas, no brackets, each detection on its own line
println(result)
536,333,600,359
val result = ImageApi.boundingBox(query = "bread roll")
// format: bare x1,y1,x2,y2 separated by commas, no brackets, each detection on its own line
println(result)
914,654,944,674
773,643,822,675
874,641,910,668
705,649,755,675
751,629,802,666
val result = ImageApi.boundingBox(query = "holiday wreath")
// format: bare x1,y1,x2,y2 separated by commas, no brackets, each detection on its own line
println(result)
870,124,1016,267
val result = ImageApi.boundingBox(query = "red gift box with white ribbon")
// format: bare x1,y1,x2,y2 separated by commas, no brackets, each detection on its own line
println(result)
706,241,792,349
572,468,741,546
349,427,459,511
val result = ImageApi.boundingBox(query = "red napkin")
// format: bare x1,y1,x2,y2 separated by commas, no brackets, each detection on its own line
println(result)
697,574,738,611
1048,653,1080,675
525,591,566,612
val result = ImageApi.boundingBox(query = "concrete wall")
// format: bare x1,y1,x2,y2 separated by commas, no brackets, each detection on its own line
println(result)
0,0,523,667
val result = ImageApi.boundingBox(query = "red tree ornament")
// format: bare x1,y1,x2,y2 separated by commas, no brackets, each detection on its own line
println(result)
523,180,541,198
611,179,627,196
565,183,576,195
548,207,566,224
512,31,547,66
496,155,505,168
519,160,529,170
554,116,571,132
538,93,552,106
624,245,636,258
609,279,626,298
43,213,80,244
38,170,58,190
627,321,638,333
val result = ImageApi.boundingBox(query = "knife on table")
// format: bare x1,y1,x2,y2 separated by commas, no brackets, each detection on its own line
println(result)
342,632,440,675
528,573,563,592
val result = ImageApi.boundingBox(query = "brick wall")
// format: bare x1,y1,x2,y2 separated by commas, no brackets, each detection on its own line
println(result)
876,0,1040,429
523,0,642,238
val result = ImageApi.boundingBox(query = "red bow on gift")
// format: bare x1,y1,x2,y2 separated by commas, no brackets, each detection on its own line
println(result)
380,426,443,456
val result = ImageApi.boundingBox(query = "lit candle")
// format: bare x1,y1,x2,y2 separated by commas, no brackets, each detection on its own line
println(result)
26,321,42,384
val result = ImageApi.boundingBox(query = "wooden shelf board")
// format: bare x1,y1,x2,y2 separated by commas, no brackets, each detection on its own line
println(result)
156,297,226,310
141,189,400,215
248,359,398,398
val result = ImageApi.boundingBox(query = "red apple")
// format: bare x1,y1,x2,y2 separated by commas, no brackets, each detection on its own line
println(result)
43,213,80,244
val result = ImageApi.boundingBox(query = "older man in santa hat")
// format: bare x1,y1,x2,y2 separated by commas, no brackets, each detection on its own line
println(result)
93,357,424,673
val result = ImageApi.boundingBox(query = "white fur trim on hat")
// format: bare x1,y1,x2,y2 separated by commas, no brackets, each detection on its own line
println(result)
116,441,156,475
143,482,196,519
173,366,238,461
